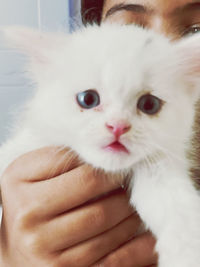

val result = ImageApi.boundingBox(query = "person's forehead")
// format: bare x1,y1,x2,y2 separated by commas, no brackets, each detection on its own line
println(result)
103,0,200,14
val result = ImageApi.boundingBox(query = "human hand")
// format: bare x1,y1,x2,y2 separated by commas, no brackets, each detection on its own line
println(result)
93,230,157,267
0,147,157,267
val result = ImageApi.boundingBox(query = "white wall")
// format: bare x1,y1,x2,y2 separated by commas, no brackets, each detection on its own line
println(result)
0,0,70,144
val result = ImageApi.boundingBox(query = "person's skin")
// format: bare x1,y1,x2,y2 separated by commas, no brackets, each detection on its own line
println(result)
1,0,200,266
0,147,156,267
102,0,200,40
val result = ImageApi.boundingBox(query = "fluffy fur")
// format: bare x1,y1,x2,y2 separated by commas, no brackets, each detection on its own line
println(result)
1,23,200,266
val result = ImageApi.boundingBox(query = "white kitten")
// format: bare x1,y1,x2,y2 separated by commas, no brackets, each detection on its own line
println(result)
1,23,200,266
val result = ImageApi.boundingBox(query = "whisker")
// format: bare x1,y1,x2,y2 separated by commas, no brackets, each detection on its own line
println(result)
46,146,78,179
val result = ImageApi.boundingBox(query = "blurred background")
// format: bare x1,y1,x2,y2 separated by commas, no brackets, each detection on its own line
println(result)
0,0,81,144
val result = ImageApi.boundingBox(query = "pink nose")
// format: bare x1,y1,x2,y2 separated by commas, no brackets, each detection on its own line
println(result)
106,122,131,138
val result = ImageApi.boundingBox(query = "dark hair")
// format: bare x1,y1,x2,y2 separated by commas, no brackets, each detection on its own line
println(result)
81,0,104,25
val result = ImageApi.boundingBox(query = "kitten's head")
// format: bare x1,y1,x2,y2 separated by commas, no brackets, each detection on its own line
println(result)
3,24,200,172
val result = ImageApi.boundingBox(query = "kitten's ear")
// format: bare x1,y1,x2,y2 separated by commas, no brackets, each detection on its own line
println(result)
175,34,200,77
174,34,200,98
2,26,65,64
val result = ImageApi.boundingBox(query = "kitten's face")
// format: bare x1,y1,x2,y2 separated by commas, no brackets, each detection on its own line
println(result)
5,24,200,172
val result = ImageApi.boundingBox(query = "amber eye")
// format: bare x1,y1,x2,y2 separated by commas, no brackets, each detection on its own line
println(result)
76,89,100,109
137,94,162,115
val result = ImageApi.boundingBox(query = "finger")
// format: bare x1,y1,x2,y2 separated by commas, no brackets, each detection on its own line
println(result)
16,164,121,220
0,146,81,216
2,146,122,217
56,215,141,267
93,232,157,267
37,190,135,251
3,146,80,183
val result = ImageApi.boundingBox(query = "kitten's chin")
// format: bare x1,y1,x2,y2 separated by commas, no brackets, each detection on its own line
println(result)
78,148,134,172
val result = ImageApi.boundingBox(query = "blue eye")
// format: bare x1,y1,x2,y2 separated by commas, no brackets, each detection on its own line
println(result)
137,94,162,115
76,89,100,109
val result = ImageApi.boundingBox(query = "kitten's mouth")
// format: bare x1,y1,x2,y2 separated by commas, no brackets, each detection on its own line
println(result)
103,141,129,154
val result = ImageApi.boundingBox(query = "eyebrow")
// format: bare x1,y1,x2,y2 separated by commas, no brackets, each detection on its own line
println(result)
105,1,200,19
105,3,147,18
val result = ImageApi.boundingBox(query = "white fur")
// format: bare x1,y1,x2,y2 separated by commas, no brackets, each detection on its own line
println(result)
1,23,200,266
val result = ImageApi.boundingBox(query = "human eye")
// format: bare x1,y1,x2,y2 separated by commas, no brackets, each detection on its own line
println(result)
182,23,200,37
